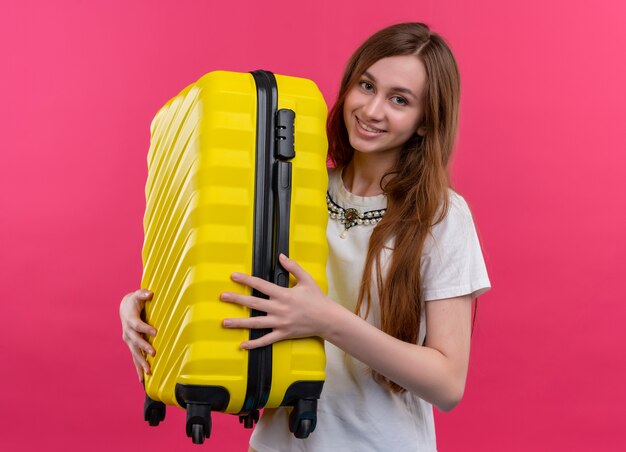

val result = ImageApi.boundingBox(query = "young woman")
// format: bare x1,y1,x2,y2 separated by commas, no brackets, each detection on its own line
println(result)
121,22,490,451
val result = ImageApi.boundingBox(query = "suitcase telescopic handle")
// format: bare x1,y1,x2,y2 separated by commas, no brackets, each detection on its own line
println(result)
273,109,295,288
273,160,292,288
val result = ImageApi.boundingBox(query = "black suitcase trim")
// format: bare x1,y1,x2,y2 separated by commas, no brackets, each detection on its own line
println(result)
175,384,230,411
241,69,286,415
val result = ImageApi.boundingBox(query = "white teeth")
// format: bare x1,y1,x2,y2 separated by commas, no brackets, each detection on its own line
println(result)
358,119,384,133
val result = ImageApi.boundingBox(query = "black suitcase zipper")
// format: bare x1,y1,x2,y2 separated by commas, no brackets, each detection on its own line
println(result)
241,70,295,418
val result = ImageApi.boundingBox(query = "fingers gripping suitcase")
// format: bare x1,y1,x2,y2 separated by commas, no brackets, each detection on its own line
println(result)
140,70,328,444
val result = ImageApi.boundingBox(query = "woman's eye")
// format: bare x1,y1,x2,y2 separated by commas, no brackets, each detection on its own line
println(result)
392,96,408,106
359,81,374,91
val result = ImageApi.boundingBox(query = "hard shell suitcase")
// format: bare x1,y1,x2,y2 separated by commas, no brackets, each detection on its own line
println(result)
140,70,329,444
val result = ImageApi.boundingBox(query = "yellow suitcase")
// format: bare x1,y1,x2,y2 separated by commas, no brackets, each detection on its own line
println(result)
141,70,328,444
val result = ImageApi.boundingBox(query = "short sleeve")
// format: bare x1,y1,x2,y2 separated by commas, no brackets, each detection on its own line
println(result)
420,192,491,301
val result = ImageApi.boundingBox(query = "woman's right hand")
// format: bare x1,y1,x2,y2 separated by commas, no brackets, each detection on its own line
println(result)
120,289,157,382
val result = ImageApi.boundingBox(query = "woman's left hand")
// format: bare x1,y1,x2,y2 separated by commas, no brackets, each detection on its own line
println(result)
220,253,332,349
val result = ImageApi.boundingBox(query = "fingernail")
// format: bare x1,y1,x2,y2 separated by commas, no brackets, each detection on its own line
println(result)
240,342,250,349
279,253,287,260
149,349,155,356
231,272,241,280
223,319,232,327
142,290,152,296
220,292,231,301
151,329,157,336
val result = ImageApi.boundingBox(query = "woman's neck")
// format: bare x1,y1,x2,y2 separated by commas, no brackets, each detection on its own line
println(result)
342,151,397,196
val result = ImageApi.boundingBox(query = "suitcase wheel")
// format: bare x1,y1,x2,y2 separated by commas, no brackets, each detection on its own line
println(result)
191,424,205,445
293,419,313,439
289,399,318,439
143,394,166,427
186,403,212,444
148,408,163,426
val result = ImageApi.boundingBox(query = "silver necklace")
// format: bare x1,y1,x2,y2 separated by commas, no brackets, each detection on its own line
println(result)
326,191,386,239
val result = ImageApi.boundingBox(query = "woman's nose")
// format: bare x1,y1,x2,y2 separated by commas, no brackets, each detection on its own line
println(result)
362,95,385,121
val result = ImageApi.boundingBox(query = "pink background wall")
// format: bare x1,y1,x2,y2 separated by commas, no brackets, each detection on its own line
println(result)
2,0,625,450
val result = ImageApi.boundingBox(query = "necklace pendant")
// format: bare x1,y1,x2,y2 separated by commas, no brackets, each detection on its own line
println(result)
339,228,349,239
344,208,360,223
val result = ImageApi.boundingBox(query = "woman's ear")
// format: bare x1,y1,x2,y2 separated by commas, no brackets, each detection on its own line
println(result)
417,125,426,137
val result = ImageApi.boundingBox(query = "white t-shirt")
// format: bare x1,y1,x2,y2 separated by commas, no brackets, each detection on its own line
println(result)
250,168,491,452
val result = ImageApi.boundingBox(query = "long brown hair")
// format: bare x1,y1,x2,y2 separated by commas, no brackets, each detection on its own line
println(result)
327,23,461,392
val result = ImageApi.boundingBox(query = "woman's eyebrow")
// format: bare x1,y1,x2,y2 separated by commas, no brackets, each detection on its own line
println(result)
362,71,418,100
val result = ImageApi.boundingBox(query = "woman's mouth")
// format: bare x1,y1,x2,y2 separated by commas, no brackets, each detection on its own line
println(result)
356,117,386,134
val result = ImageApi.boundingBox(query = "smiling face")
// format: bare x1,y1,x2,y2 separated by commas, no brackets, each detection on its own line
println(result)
342,55,427,161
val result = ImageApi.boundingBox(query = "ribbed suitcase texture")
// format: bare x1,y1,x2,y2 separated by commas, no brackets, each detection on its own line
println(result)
141,70,328,443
